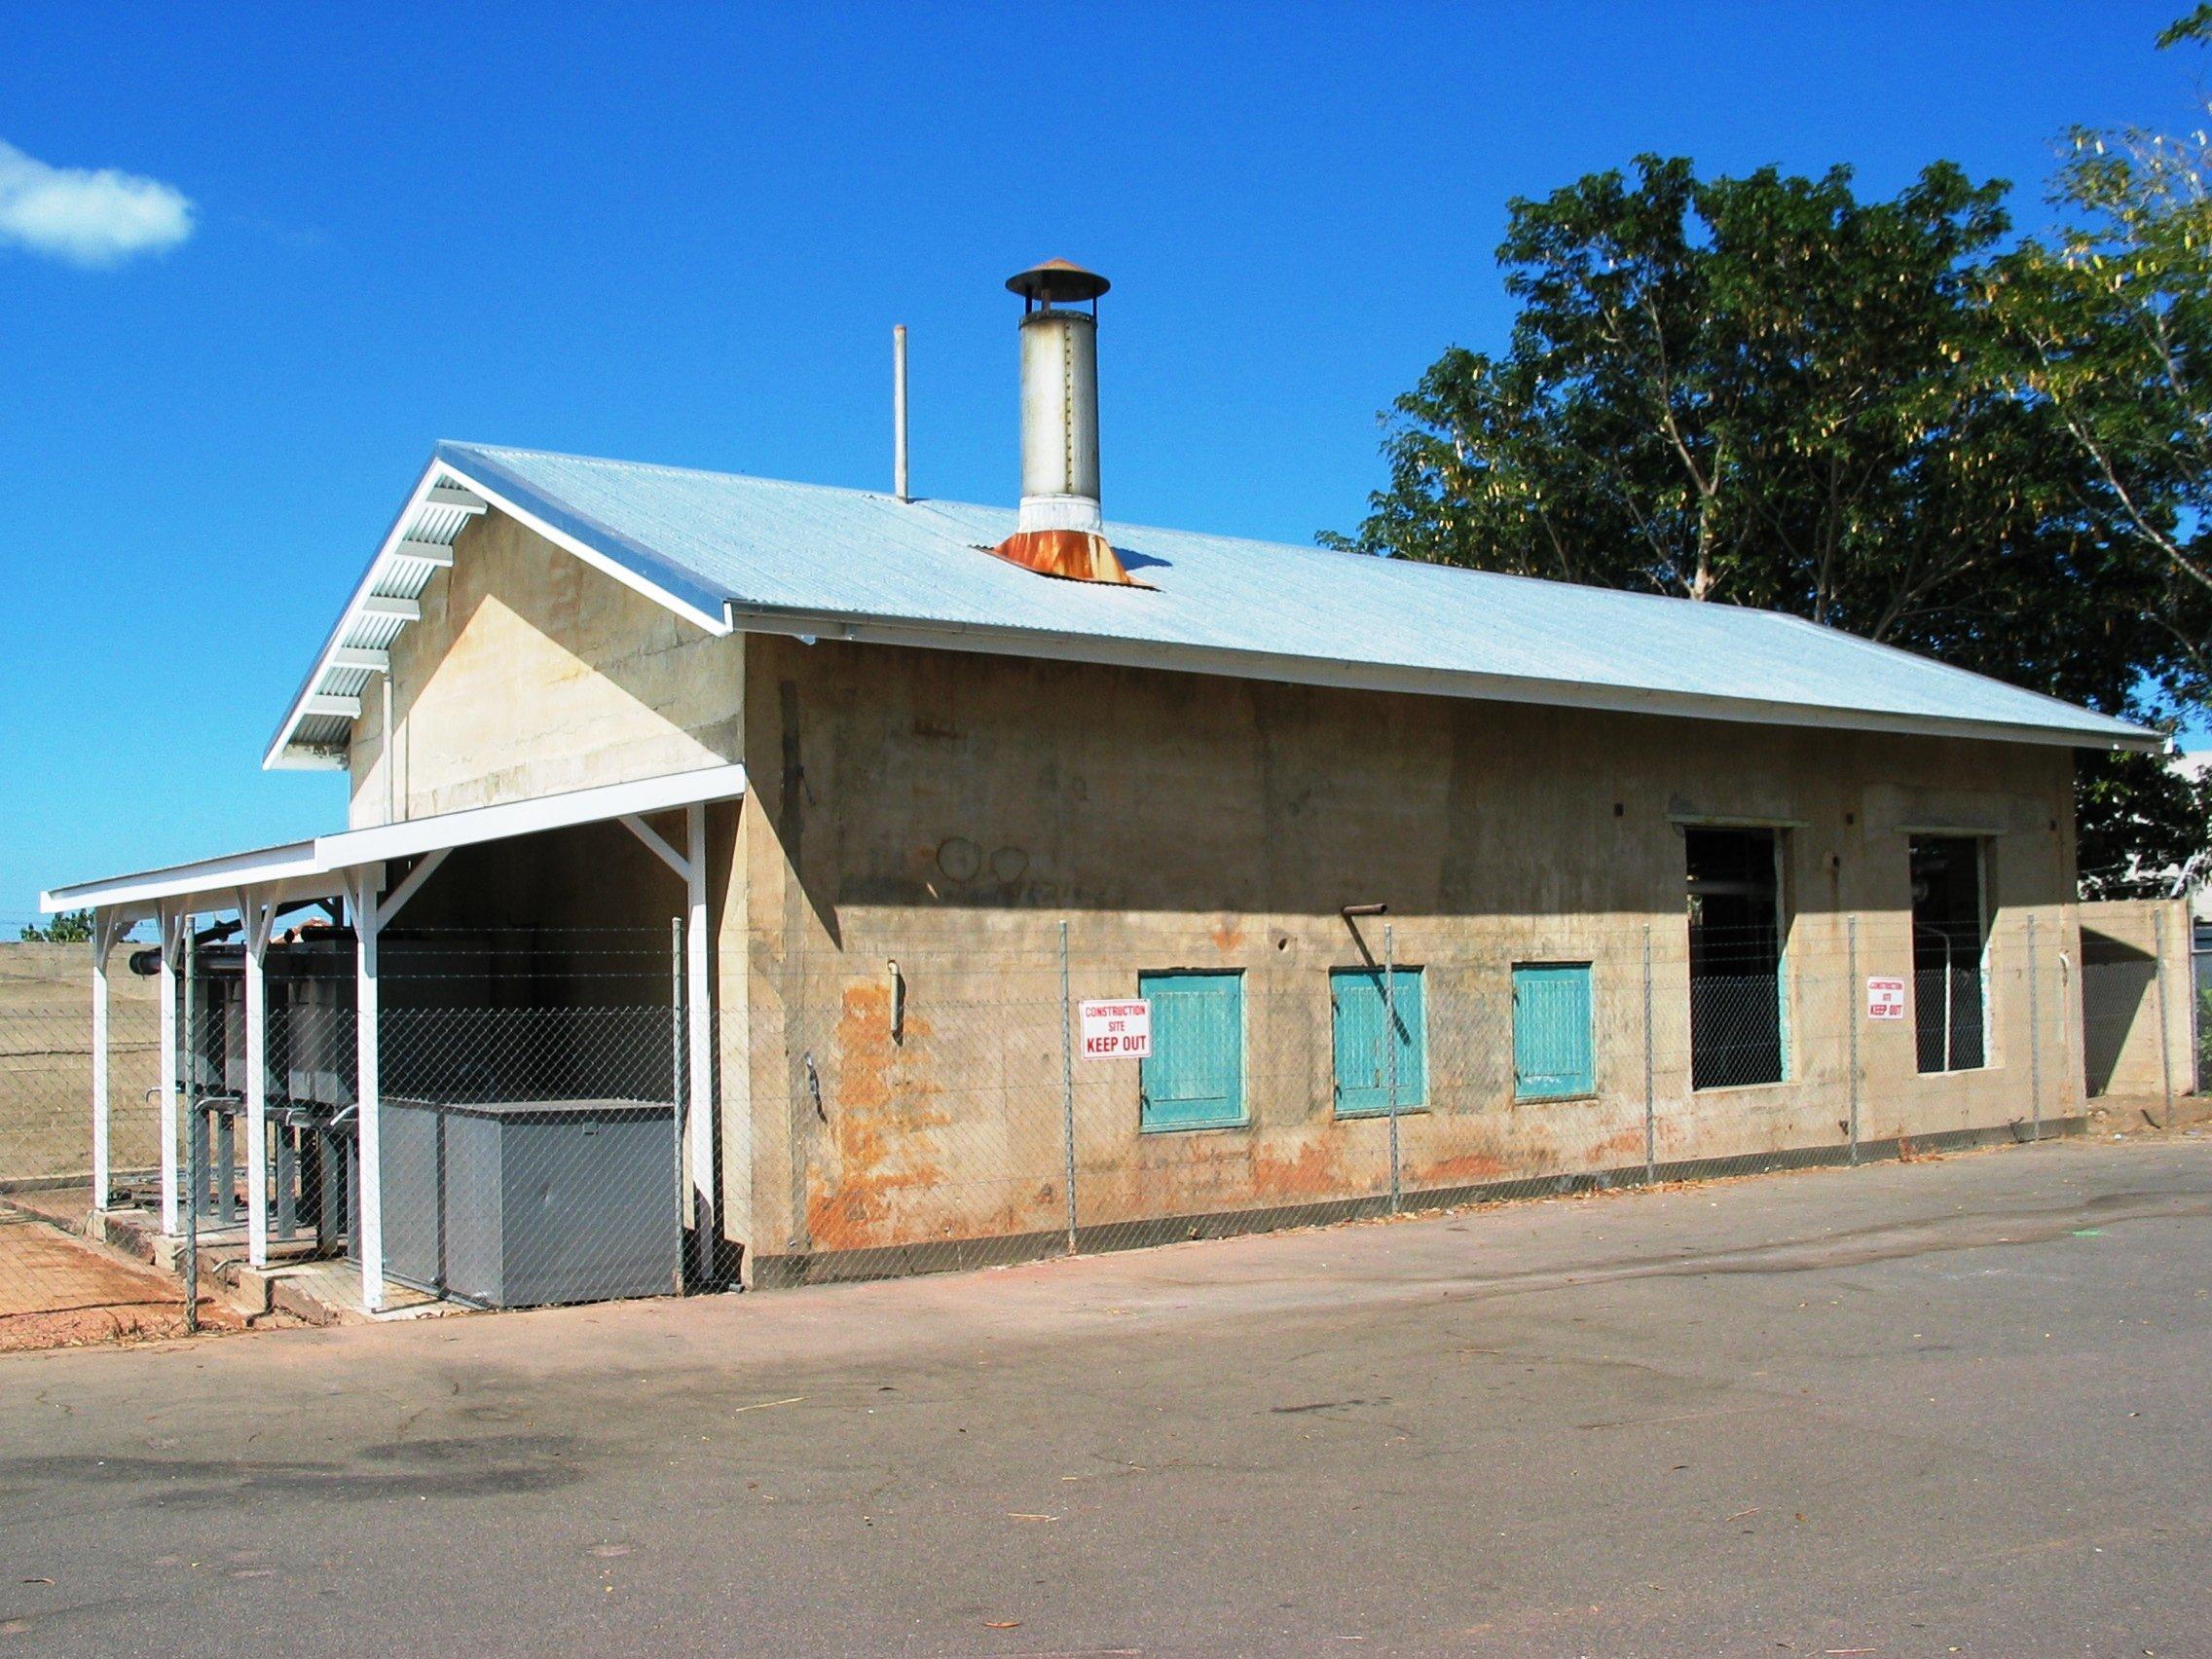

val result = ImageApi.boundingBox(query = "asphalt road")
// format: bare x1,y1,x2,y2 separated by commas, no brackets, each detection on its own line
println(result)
2,1138,2207,1657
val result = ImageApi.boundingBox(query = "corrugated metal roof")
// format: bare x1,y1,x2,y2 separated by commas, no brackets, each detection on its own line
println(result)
406,441,2153,754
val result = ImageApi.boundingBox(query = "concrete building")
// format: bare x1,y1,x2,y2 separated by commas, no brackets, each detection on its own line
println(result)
45,262,2159,1308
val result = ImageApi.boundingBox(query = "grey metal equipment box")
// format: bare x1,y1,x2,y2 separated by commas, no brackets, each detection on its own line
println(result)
381,1097,678,1309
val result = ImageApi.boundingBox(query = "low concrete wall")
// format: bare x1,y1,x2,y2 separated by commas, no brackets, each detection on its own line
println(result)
2079,897,2195,1101
0,940,162,1185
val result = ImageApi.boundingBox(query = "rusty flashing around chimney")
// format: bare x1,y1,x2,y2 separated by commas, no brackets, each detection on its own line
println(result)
985,528,1151,587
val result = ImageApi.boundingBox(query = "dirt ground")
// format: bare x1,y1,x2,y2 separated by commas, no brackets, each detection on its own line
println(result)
0,1206,238,1351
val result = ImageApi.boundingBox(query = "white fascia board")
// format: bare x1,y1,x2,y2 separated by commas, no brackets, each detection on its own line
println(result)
265,748,349,773
267,448,736,771
263,457,449,770
43,841,333,914
725,604,2163,754
313,763,749,867
43,764,749,916
431,447,731,638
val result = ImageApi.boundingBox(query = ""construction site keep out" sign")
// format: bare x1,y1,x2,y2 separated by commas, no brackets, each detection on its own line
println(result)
1080,999,1152,1058
1865,977,1908,1020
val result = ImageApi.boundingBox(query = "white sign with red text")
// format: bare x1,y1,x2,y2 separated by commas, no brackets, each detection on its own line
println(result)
1080,999,1152,1059
1865,977,1908,1020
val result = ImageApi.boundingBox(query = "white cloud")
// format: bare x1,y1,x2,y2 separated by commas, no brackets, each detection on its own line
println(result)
0,139,193,268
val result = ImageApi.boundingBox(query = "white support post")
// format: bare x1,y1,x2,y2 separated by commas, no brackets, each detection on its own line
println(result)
686,803,714,1281
350,868,386,1312
89,909,121,1212
240,892,275,1268
158,903,183,1235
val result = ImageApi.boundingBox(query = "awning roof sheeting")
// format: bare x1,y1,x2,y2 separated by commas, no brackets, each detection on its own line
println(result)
41,763,749,918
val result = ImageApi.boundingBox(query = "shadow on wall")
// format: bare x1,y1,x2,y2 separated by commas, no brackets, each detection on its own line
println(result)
2081,926,2157,1098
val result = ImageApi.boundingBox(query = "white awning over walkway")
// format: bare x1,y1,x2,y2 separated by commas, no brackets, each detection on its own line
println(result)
42,763,751,920
43,762,748,1312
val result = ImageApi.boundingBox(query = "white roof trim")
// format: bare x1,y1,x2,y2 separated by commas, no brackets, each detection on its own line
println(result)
725,605,2166,754
318,763,748,866
43,763,748,916
265,454,733,771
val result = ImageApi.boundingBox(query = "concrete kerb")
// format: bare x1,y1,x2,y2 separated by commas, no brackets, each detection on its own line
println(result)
16,1192,355,1329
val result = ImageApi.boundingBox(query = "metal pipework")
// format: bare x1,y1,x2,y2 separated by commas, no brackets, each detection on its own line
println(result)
991,260,1138,585
893,323,910,502
1017,305,1101,535
1008,259,1109,535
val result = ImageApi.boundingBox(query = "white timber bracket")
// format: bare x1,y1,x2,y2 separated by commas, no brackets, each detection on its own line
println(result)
619,806,716,1282
234,890,279,1268
88,907,132,1213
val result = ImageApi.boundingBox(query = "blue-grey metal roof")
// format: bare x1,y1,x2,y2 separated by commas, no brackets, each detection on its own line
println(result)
281,439,2162,761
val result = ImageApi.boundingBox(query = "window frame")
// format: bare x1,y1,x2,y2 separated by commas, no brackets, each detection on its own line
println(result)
1328,964,1428,1118
1905,831,1995,1075
1511,960,1598,1102
1135,968,1248,1133
1680,822,1794,1092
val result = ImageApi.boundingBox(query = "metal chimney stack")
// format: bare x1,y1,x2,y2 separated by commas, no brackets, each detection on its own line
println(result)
990,259,1140,585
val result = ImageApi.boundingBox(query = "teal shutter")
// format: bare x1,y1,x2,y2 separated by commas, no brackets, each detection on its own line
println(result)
1513,963,1594,1099
1138,972,1245,1130
1331,967,1425,1115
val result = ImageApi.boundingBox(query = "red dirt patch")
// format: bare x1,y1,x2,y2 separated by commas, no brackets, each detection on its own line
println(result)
0,1211,240,1352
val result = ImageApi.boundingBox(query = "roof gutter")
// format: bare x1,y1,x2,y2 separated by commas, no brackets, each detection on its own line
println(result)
722,600,2164,754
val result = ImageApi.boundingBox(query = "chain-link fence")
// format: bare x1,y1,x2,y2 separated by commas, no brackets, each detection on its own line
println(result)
0,924,691,1343
1,901,2200,1335
753,910,2178,1285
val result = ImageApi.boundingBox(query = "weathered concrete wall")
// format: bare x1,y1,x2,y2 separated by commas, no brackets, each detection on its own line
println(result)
348,509,744,825
2078,897,2194,1101
737,636,2089,1281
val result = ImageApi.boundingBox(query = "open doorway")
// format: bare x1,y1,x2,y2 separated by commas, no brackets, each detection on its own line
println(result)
1909,835,1987,1073
1685,826,1787,1089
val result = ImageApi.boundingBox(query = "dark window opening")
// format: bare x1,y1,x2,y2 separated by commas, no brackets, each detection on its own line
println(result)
1910,836,1986,1072
1686,826,1786,1088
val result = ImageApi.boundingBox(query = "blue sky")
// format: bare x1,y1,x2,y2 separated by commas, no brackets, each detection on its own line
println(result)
2,1,2202,928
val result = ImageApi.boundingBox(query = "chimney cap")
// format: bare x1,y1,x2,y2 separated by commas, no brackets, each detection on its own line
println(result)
1007,258,1110,306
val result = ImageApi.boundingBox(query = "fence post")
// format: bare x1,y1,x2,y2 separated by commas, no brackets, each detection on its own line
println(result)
2027,914,2042,1143
1641,924,1656,1184
672,916,686,1296
91,914,111,1213
1060,919,1077,1257
1847,915,1861,1165
2155,905,2176,1130
181,929,200,1335
1385,923,1401,1215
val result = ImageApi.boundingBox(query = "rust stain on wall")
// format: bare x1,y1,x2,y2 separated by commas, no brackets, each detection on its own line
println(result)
1209,919,1245,953
806,981,947,1251
1248,1138,1343,1201
1410,1151,1509,1188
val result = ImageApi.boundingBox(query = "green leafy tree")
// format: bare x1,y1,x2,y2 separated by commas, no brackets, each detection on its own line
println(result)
18,909,94,944
1331,155,2194,890
1329,155,2164,701
1989,13,2212,710
2075,748,2212,898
